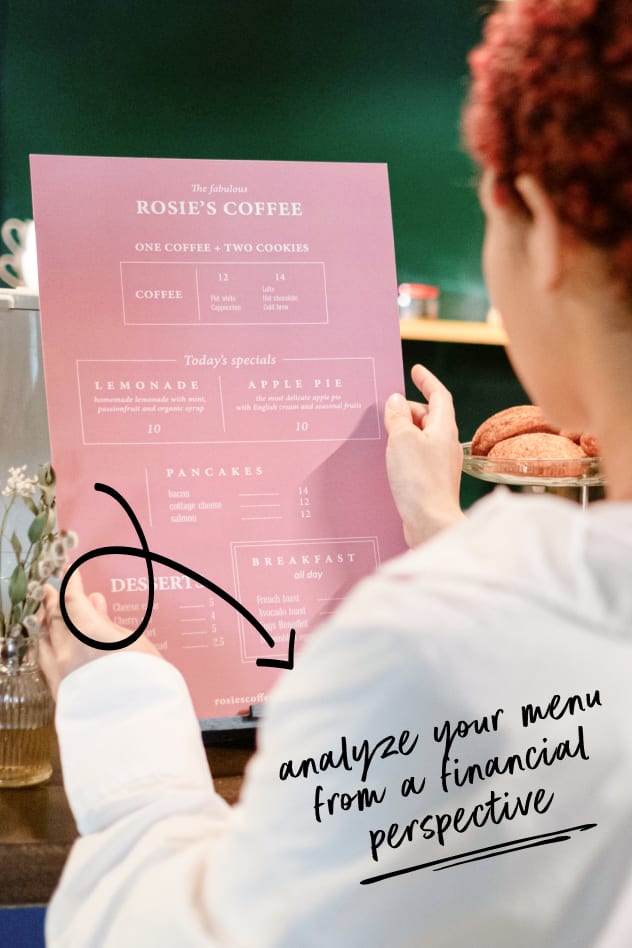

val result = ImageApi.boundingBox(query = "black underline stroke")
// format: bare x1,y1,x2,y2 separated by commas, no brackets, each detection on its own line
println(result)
432,833,571,870
360,822,597,885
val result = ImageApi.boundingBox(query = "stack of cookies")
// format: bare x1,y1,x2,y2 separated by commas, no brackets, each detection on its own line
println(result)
471,406,599,477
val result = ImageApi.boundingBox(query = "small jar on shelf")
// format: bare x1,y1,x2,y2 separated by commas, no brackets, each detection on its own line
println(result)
397,282,440,319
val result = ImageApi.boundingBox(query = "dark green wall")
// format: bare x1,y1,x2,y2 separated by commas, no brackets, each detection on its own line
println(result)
1,0,488,314
402,340,529,508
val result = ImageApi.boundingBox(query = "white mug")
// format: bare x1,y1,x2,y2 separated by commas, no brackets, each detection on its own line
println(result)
0,218,37,289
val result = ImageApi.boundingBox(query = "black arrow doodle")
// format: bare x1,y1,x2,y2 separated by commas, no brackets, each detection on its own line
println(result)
59,482,296,671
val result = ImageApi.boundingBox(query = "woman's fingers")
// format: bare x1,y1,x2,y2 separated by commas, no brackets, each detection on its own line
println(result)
409,363,458,431
384,391,413,431
410,400,430,428
89,591,109,616
384,364,465,546
386,366,456,435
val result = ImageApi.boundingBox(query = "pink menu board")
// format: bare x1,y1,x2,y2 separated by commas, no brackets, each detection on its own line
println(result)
30,155,406,722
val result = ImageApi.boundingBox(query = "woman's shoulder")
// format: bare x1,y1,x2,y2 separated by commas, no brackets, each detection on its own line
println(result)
373,489,632,639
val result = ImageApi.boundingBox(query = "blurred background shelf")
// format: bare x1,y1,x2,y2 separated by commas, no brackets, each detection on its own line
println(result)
400,317,507,346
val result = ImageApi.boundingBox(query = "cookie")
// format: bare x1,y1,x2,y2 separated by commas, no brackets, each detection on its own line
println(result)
471,405,558,456
579,433,600,457
487,432,587,477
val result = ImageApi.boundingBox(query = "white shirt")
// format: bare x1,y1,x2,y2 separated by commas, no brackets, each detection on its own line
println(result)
46,490,632,947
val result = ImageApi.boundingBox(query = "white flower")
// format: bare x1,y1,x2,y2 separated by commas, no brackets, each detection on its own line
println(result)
37,558,54,580
50,538,67,564
23,615,41,635
61,530,79,551
2,465,38,498
27,580,45,602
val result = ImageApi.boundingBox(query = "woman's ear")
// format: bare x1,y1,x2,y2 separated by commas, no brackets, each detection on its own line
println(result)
514,174,565,291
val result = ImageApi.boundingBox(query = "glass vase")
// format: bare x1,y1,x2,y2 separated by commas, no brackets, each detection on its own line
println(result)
0,635,54,787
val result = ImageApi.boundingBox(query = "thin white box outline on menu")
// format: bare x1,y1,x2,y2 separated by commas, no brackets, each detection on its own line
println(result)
230,536,380,663
282,355,381,440
119,260,329,326
74,356,381,445
75,358,178,446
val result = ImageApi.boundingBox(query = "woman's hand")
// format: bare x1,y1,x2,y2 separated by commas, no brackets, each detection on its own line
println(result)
384,364,465,547
39,571,161,701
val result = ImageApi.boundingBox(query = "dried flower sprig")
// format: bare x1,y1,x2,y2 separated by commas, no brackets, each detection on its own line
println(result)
1,465,38,499
0,464,77,665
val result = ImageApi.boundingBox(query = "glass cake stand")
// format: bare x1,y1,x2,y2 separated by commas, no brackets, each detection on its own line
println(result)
462,442,606,510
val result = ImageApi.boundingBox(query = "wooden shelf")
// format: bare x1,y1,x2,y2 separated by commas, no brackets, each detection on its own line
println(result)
399,317,508,346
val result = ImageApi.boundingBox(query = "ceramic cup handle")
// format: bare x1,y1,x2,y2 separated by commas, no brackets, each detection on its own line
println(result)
0,218,29,287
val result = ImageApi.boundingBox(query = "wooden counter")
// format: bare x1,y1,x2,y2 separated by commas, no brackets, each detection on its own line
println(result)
0,734,254,908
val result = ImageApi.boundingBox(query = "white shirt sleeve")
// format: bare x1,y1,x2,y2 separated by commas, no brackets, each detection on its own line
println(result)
46,652,235,947
46,610,444,948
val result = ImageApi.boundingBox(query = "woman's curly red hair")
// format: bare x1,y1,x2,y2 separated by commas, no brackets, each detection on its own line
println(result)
463,0,632,292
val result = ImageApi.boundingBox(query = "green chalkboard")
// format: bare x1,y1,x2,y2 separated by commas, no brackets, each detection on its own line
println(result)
1,0,487,312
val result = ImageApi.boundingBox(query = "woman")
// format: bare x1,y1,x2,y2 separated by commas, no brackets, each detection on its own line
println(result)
41,1,632,945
